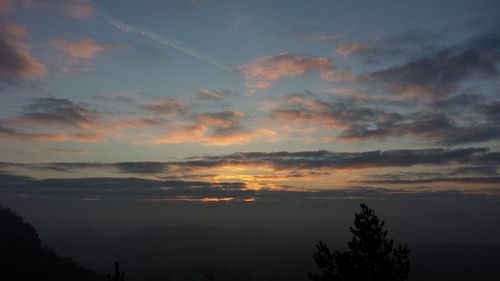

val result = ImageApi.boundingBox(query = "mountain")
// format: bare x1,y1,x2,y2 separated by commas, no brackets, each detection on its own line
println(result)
47,225,500,281
47,225,314,281
0,206,103,281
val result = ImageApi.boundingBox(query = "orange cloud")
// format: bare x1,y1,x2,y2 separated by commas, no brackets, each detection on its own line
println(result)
155,124,277,146
388,84,453,100
321,70,358,82
236,52,333,89
153,109,279,146
62,0,96,19
52,39,116,59
336,43,367,56
0,24,46,80
266,95,350,131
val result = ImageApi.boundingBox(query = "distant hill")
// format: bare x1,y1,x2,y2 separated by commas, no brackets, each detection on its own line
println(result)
47,225,500,281
0,206,103,281
48,225,314,281
411,242,500,281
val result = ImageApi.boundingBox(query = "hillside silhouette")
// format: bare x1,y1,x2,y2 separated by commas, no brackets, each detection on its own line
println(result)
0,206,103,281
3,204,500,281
47,222,500,281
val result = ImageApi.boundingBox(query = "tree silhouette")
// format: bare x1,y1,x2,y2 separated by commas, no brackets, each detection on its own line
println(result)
308,204,410,281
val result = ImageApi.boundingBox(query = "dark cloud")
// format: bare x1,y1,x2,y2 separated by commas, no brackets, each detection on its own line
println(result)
324,90,500,145
0,174,254,201
17,97,98,128
154,109,276,146
356,176,500,185
2,147,499,181
184,147,492,170
448,166,499,176
0,125,102,143
369,31,500,98
114,162,168,174
143,98,188,115
343,29,444,64
268,93,399,130
268,93,500,145
0,172,498,202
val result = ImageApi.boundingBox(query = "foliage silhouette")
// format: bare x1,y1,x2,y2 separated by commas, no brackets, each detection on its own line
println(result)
308,204,410,281
0,205,103,281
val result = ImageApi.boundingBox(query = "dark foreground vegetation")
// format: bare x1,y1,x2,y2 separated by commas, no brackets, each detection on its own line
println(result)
2,204,500,281
309,204,410,281
0,206,103,281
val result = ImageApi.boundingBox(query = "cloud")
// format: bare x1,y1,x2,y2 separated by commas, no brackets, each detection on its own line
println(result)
187,147,491,171
0,97,167,143
61,0,97,19
336,43,368,56
3,147,500,194
267,93,393,132
356,176,500,185
236,52,333,89
321,70,358,82
114,162,169,174
0,172,498,202
0,24,46,81
369,31,500,99
0,126,102,143
337,111,500,146
339,30,444,64
16,97,98,128
52,39,117,59
448,166,499,176
7,148,495,173
155,110,278,146
0,174,255,201
143,98,188,115
265,92,500,146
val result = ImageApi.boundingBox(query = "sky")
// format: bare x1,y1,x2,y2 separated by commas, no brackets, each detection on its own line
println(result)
1,0,500,218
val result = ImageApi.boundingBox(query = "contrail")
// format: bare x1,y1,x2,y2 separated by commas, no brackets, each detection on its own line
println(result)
105,15,228,71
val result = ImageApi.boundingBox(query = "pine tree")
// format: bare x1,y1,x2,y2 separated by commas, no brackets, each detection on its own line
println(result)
308,204,410,281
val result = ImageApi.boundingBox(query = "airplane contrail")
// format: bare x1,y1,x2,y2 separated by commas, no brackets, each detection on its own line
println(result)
105,15,228,71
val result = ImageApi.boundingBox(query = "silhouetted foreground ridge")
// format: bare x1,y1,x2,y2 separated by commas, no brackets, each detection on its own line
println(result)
0,206,103,281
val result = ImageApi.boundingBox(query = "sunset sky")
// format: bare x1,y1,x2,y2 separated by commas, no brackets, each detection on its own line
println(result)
1,0,500,205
